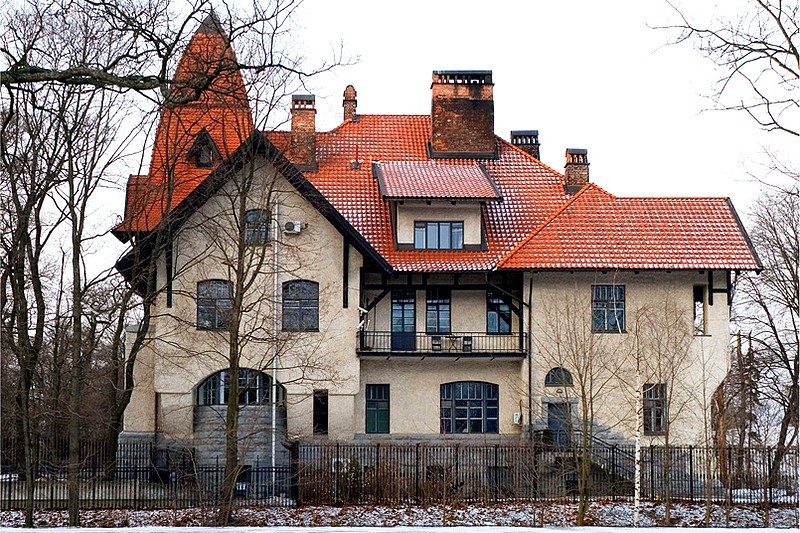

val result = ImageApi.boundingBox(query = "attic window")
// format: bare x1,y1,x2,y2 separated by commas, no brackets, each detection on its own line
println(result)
187,129,220,168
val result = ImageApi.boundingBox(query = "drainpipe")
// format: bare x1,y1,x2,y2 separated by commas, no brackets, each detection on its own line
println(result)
271,202,280,487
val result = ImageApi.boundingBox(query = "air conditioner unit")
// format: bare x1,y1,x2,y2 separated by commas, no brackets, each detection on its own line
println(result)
512,412,522,425
331,458,347,473
284,221,302,234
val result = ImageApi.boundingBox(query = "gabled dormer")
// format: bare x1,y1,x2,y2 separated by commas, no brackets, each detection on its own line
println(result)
186,129,221,168
372,161,502,251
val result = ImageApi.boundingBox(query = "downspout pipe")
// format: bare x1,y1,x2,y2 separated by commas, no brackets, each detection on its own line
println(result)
271,202,280,487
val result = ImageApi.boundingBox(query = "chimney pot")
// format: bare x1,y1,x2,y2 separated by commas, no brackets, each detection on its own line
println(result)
343,85,357,122
290,94,317,170
510,130,540,159
564,148,589,194
430,70,495,158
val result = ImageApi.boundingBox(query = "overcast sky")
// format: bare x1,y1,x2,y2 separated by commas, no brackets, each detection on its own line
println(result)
99,1,792,269
276,0,794,220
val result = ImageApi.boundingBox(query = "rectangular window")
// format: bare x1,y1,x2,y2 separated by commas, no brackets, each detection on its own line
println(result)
313,390,328,435
426,289,451,334
693,285,707,336
440,381,499,434
413,222,464,250
365,384,390,434
592,284,625,332
486,291,511,334
643,383,666,435
197,280,232,330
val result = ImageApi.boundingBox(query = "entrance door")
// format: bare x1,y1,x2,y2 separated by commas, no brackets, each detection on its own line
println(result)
547,402,572,447
391,289,415,351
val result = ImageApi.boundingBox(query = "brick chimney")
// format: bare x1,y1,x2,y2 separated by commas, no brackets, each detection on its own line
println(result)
430,70,495,158
343,85,357,122
290,94,316,170
510,130,540,159
564,148,589,194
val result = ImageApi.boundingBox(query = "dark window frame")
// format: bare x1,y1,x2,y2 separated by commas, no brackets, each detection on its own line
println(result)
486,290,512,335
282,280,320,331
426,289,451,334
693,285,707,336
440,381,499,434
313,390,329,435
544,367,573,387
196,368,284,406
244,209,271,246
365,384,390,434
413,221,464,250
643,383,667,435
197,279,232,330
591,284,626,333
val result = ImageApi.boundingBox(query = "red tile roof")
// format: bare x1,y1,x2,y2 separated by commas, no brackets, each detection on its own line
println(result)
117,19,760,273
268,115,570,271
498,184,760,270
114,23,254,236
373,161,501,201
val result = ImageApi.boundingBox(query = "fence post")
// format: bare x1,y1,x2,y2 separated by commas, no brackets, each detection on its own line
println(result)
375,443,381,504
649,445,655,500
415,443,420,502
289,441,300,506
689,445,694,502
611,445,617,501
334,443,340,506
493,445,499,502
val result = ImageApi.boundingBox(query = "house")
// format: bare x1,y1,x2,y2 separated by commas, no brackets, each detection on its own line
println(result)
113,16,761,466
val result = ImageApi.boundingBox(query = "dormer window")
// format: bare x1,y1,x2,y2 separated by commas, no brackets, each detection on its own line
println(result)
187,129,220,168
414,221,463,250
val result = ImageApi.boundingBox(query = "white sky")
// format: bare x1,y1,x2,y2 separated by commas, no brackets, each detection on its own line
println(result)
280,0,795,220
99,0,794,268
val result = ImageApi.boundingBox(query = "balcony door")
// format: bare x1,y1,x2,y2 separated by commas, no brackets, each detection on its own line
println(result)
391,289,416,351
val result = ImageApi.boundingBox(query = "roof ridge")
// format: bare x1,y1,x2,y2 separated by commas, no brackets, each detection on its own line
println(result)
495,135,565,178
496,183,608,268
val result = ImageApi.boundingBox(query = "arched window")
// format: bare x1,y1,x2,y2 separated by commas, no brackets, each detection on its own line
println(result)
545,367,573,387
282,280,319,331
244,209,270,245
196,368,285,406
197,280,232,330
440,381,499,434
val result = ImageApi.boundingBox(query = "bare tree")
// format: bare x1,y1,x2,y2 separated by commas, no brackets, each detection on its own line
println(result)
632,297,696,525
534,291,623,525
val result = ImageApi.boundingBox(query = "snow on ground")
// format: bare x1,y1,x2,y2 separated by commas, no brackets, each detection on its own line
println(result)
0,502,798,529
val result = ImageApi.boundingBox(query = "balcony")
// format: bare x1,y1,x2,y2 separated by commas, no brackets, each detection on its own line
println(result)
357,331,528,358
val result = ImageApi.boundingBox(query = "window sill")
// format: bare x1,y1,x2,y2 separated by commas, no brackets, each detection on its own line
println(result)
486,332,513,336
197,327,229,331
644,432,665,437
592,330,627,334
693,334,712,338
282,328,320,333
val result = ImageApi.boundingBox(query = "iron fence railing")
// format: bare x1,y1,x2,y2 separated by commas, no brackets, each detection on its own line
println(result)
0,437,797,510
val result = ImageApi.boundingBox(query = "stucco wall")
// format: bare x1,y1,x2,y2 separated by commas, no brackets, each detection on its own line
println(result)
396,202,482,246
123,155,363,445
525,270,730,445
356,358,527,438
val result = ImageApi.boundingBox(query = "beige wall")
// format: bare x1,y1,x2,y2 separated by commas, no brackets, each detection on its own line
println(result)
396,202,482,246
356,359,526,437
123,155,363,443
526,270,730,444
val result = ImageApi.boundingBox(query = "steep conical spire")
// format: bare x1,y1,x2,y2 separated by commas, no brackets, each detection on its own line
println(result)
198,11,223,35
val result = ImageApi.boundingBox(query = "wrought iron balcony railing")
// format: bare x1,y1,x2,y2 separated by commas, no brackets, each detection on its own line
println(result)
357,331,527,357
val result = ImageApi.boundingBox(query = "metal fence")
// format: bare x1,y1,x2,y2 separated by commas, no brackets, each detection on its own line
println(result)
0,438,293,510
296,442,799,507
1,438,797,510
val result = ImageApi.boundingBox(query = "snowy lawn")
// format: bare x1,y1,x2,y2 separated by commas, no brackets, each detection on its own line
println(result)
0,502,798,529
0,526,784,533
